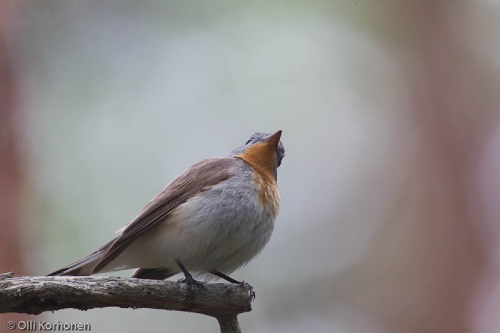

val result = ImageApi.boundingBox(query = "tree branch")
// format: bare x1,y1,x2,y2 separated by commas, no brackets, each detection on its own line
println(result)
0,272,253,333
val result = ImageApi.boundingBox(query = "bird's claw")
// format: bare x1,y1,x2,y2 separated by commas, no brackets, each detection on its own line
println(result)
239,280,255,302
179,275,205,303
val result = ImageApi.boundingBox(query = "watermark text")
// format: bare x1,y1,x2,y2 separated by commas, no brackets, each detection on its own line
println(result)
6,320,91,331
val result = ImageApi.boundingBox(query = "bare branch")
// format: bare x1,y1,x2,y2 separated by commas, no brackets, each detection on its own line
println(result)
0,273,253,333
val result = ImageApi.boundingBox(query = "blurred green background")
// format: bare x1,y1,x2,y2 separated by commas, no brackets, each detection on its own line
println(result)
2,0,500,332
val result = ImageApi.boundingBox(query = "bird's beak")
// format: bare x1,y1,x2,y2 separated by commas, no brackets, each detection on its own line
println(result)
266,130,282,148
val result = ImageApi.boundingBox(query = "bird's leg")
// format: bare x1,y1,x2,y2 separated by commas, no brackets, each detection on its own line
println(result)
210,270,255,301
175,259,205,303
210,270,241,284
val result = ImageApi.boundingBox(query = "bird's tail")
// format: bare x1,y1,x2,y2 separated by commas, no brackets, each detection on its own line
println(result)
47,238,117,276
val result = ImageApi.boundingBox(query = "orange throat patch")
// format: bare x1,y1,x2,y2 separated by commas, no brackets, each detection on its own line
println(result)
253,173,280,218
236,142,281,218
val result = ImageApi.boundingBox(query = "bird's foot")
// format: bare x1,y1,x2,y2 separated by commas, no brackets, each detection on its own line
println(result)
176,259,205,303
178,275,205,303
239,280,256,302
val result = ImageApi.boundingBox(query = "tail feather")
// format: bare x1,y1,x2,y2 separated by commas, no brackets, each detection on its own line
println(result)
48,238,117,276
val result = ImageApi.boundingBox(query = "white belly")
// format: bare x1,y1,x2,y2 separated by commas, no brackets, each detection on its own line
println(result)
109,177,278,279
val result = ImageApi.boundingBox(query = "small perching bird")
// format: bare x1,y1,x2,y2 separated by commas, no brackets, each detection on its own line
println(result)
49,131,285,288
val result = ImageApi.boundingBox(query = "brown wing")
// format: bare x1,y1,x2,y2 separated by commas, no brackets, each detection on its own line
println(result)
91,157,237,273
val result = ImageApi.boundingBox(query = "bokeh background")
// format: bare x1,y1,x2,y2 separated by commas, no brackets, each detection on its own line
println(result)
2,0,500,332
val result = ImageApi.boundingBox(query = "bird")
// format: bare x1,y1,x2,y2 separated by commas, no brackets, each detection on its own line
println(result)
48,130,285,290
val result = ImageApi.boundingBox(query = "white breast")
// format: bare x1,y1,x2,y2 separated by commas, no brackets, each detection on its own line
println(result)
114,174,278,279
